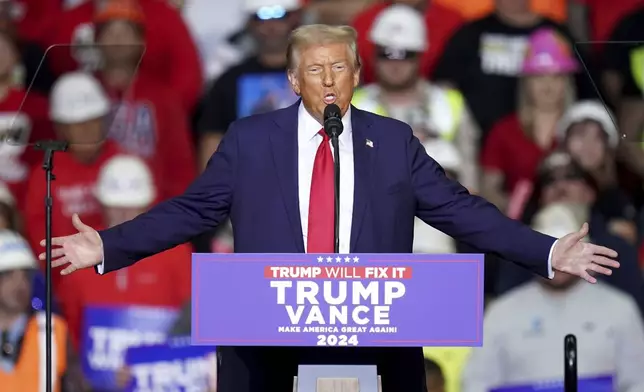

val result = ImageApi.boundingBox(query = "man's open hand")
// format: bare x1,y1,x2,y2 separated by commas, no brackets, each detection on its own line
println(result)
38,213,103,275
551,222,620,283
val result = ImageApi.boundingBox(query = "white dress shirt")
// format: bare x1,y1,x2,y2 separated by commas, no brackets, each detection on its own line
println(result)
298,102,354,253
99,102,555,276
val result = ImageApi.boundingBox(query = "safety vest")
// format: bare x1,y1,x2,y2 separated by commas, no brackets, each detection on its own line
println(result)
0,312,68,392
351,84,466,141
628,47,644,148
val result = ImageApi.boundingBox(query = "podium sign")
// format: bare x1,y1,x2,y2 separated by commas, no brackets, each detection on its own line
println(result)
191,253,484,347
81,305,179,390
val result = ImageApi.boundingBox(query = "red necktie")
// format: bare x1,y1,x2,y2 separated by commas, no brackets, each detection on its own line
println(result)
307,129,334,253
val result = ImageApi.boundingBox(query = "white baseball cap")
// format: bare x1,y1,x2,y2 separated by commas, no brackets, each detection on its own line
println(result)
422,139,461,174
243,0,300,15
532,202,588,240
369,5,427,52
95,155,156,208
0,181,14,206
50,71,111,124
0,230,37,273
557,100,619,148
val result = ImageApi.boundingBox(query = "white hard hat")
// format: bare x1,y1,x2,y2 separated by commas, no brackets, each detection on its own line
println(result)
95,155,156,208
0,230,36,272
243,0,300,14
369,5,427,52
50,71,111,124
0,181,14,206
557,100,619,148
532,202,588,240
422,139,461,174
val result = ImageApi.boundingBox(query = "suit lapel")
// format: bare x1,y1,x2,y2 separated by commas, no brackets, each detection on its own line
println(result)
350,106,375,252
270,101,305,252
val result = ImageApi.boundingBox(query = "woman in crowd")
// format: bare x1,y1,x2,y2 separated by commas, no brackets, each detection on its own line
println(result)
496,151,644,316
557,100,638,244
480,28,578,218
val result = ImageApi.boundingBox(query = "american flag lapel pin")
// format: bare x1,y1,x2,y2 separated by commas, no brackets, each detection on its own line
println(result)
366,139,373,148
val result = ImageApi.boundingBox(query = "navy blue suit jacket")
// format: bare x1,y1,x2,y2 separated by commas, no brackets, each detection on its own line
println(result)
98,102,555,392
100,102,554,273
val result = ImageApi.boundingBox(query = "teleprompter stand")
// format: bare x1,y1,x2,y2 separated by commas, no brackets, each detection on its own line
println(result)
293,365,382,392
34,140,69,392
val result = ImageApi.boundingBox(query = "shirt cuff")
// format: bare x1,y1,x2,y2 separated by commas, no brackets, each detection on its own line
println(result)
97,253,105,275
547,239,557,279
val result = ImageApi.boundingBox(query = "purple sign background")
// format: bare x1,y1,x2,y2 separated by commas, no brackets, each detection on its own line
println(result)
191,253,484,347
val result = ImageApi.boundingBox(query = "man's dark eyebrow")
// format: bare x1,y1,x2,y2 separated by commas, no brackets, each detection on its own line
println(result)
306,60,347,68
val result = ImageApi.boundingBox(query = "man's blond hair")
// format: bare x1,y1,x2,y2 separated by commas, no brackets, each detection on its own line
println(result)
286,24,361,71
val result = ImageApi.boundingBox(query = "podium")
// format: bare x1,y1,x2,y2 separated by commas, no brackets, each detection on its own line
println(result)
191,253,484,392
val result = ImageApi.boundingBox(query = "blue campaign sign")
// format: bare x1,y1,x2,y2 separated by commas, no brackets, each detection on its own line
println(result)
192,253,484,347
124,342,217,392
81,305,179,390
490,375,614,392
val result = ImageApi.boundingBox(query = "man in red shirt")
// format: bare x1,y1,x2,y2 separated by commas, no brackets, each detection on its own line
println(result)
41,0,203,113
24,71,121,289
351,0,463,84
0,30,54,212
57,154,192,349
94,0,196,200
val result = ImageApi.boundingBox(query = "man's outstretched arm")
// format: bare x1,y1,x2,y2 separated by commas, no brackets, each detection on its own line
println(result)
97,121,240,274
406,123,556,277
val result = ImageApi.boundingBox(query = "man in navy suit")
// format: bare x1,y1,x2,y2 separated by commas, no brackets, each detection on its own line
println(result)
42,24,619,392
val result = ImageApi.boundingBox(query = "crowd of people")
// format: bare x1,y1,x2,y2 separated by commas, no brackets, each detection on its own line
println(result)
1,0,644,390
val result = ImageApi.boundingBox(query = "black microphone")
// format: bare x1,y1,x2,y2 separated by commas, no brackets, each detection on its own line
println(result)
323,104,344,139
323,104,343,254
564,334,577,392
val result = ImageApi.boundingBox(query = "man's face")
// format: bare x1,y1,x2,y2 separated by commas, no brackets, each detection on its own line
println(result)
566,121,608,171
0,269,32,314
374,48,421,91
103,205,146,227
0,33,17,79
525,74,568,110
56,117,105,158
96,20,144,65
288,42,359,122
250,12,297,54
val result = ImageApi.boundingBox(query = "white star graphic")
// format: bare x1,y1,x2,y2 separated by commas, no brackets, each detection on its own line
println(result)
353,257,359,263
335,257,342,263
326,257,333,263
344,257,351,263
317,257,323,263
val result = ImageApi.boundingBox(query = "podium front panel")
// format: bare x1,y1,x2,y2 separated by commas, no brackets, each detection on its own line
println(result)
191,253,484,347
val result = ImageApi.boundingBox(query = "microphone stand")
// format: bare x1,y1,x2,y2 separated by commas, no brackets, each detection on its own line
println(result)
330,133,340,254
34,139,69,392
564,334,577,392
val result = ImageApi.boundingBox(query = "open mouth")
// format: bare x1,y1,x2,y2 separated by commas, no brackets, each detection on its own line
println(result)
324,93,337,105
